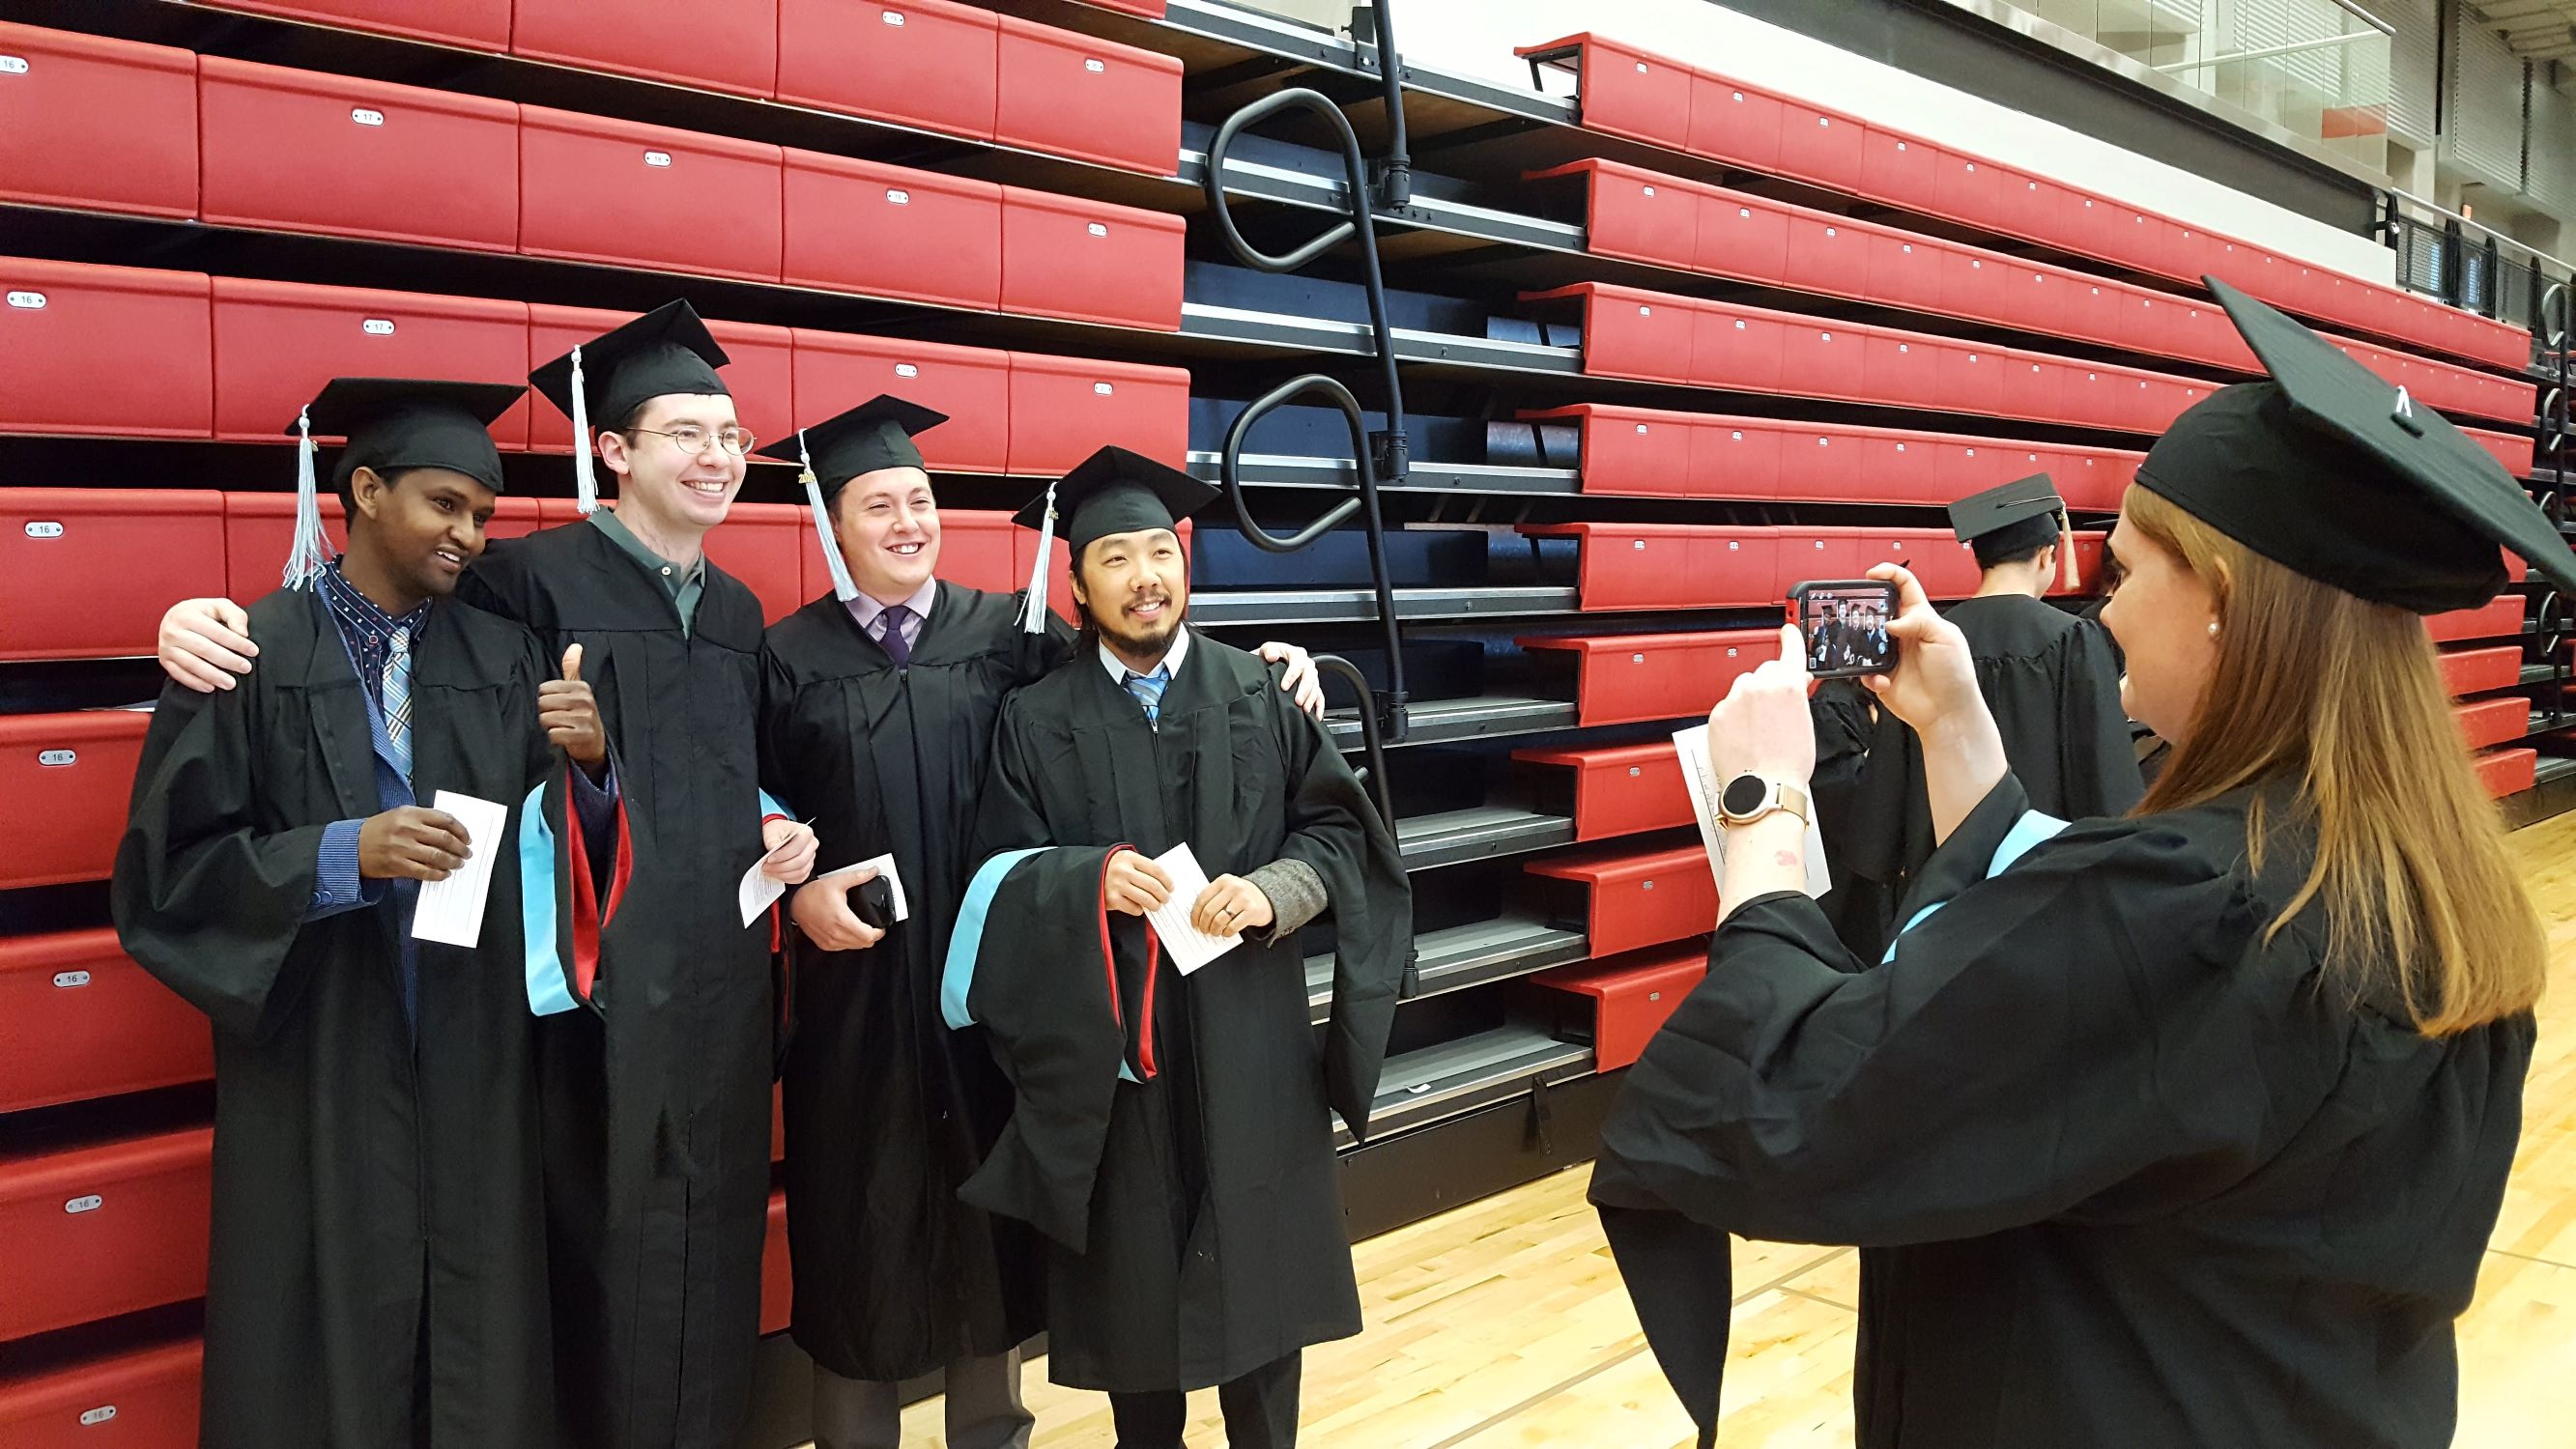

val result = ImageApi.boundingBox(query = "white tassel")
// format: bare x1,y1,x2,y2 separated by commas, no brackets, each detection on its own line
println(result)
1019,481,1057,635
800,431,859,603
570,344,599,516
284,407,330,590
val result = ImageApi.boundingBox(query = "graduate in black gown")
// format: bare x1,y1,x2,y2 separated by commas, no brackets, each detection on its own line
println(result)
150,304,821,1449
1839,475,2140,957
113,379,623,1448
943,451,1412,1449
755,401,1330,1449
1590,279,2569,1449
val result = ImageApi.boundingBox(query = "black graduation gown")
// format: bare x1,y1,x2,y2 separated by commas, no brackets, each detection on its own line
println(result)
968,632,1413,1392
1590,775,2533,1449
1847,593,2139,952
458,522,773,1449
756,583,1066,1382
1806,679,1892,960
111,587,586,1449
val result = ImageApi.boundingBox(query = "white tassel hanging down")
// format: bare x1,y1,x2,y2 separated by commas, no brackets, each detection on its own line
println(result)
1018,482,1057,635
284,407,330,590
570,344,600,515
800,430,860,603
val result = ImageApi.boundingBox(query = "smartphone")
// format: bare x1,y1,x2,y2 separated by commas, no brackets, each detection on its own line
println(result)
1789,580,1900,679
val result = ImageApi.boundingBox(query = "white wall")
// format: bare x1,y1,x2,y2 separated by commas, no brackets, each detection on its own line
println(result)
1381,0,2398,285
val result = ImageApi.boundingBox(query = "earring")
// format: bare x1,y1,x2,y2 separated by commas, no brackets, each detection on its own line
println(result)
2207,622,2220,639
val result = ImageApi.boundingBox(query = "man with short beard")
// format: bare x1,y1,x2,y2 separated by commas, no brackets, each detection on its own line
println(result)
944,449,1413,1449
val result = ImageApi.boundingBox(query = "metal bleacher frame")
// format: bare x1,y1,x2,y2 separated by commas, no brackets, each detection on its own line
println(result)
0,1,2567,1441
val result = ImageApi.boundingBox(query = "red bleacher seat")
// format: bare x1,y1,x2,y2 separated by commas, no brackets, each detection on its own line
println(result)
2476,747,2537,799
212,279,531,445
1527,405,2140,512
0,929,214,1115
512,0,779,99
520,107,785,283
0,24,198,221
759,1187,790,1335
0,491,229,663
790,329,1013,477
2467,428,2536,478
0,259,213,439
0,711,153,892
1517,33,1691,152
201,0,511,49
992,16,1183,177
0,1126,213,1342
1518,522,1779,611
197,58,520,254
1514,740,1691,841
1526,32,2532,371
0,1336,202,1449
1527,840,1715,959
2455,697,2527,752
223,494,542,603
1531,947,1706,1071
1004,352,1189,476
2438,645,2522,697
782,150,1004,311
776,0,999,142
2428,595,2524,644
1519,629,1779,727
526,305,792,456
997,186,1186,331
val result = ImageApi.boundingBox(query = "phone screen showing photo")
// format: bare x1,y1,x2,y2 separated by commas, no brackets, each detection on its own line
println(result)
1792,581,1899,678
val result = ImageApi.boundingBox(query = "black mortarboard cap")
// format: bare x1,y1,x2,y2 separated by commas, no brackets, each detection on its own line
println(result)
1947,474,2065,545
754,394,947,501
293,377,522,495
2135,277,2576,612
529,298,730,429
1010,446,1217,554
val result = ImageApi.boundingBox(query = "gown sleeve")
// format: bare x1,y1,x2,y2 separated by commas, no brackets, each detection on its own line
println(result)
1590,775,2314,1248
2056,618,2146,819
110,681,329,1042
1260,687,1413,1141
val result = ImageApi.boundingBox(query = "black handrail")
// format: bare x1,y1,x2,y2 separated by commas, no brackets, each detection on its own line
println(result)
1310,654,1395,831
1203,52,1415,746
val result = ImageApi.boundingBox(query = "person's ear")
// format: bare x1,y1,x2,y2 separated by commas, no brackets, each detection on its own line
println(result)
596,429,635,480
350,467,386,524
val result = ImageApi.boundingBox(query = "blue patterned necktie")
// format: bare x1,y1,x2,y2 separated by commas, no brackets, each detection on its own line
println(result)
1123,668,1168,724
383,626,414,778
875,603,912,666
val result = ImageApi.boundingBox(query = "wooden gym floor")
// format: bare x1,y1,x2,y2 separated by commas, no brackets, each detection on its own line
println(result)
891,810,2576,1446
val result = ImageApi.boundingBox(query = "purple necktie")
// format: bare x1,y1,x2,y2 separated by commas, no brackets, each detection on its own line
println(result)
876,603,912,666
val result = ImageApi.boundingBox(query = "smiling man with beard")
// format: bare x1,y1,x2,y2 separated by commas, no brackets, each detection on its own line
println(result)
943,448,1412,1449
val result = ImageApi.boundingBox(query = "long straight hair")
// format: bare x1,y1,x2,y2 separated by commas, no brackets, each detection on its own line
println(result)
2125,485,2544,1036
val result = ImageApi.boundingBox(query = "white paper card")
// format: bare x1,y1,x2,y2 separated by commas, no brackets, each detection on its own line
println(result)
816,853,910,923
1671,724,1832,898
1144,841,1241,975
412,791,511,948
738,857,787,928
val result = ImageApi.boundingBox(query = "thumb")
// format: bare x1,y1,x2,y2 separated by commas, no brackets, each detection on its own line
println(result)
561,643,584,683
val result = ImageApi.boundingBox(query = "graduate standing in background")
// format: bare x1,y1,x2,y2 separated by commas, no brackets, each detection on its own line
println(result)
945,450,1411,1449
1592,280,2567,1449
149,302,819,1449
113,379,624,1448
758,403,1328,1449
1838,475,2139,956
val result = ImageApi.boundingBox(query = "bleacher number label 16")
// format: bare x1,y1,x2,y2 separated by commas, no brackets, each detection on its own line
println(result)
0,56,27,76
81,1407,118,1427
25,522,64,539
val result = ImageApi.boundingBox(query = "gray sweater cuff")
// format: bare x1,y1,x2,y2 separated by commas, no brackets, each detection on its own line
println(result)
1242,859,1328,943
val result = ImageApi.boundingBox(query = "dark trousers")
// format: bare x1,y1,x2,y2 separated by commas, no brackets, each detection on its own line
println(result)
811,1350,1032,1449
1107,1351,1301,1449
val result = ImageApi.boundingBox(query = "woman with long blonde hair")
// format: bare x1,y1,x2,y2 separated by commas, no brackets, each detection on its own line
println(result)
1591,281,2567,1449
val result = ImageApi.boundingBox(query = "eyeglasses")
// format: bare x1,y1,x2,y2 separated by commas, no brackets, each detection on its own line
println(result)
631,423,757,457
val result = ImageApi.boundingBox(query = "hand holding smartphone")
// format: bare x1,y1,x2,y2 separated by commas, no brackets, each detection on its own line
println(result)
1789,580,1901,679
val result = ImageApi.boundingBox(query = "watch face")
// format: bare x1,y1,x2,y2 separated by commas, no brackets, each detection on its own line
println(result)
1721,774,1771,818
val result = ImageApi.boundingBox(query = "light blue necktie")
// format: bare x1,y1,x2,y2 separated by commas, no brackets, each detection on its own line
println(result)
1123,668,1168,724
384,626,414,778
